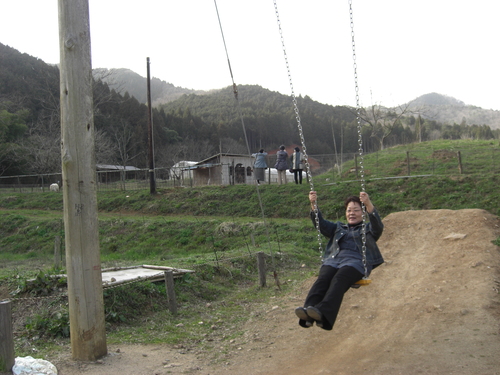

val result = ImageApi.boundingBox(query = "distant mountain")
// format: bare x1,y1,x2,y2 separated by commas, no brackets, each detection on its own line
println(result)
94,68,500,130
409,92,465,107
406,92,500,129
92,68,210,106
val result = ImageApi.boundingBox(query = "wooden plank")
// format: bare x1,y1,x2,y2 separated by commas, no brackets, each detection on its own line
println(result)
23,265,195,292
142,264,195,273
101,265,142,272
58,0,107,361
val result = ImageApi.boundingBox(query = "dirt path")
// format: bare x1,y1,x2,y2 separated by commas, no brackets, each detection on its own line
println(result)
8,209,500,375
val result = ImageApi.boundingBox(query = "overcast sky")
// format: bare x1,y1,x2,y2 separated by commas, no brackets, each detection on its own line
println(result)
2,0,500,110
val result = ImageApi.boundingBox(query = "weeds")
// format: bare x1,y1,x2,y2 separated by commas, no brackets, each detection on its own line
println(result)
25,308,70,339
0,139,499,357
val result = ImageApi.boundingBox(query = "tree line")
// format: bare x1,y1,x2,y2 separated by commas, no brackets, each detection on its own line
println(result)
1,42,498,177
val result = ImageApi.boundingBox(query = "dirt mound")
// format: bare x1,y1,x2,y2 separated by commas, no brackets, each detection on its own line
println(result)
215,208,500,375
16,209,500,375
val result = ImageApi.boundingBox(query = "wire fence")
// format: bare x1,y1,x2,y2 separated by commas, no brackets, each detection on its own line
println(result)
1,148,499,192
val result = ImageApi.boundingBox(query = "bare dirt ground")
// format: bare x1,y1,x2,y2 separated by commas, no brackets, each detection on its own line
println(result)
5,209,500,375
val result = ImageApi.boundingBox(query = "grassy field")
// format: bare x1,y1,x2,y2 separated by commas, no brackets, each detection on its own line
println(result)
0,139,499,358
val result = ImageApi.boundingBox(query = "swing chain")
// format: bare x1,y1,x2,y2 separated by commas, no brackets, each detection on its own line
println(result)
349,0,368,279
273,0,322,256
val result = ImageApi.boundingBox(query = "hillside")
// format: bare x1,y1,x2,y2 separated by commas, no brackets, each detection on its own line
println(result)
1,138,500,374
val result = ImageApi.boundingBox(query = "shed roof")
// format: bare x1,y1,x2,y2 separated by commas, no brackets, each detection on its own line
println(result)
96,164,140,171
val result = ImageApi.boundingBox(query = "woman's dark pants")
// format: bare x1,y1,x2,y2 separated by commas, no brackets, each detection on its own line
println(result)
299,265,363,330
293,169,303,184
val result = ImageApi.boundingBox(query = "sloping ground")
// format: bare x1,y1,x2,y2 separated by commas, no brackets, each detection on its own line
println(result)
207,209,500,375
28,209,500,375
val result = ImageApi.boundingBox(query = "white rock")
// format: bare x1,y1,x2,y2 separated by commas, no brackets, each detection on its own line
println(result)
12,356,57,375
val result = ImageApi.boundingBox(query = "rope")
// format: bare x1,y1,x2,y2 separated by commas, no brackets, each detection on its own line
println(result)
213,0,276,271
273,0,323,257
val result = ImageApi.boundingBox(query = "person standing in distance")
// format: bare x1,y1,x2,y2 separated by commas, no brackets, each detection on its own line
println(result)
290,146,304,184
252,149,268,185
274,145,289,185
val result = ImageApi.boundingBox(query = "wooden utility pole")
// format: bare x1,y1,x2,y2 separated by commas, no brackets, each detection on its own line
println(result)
58,0,107,361
146,57,156,194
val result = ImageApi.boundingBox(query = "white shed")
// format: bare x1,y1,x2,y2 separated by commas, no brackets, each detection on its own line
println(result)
170,161,197,183
190,153,297,186
191,153,253,186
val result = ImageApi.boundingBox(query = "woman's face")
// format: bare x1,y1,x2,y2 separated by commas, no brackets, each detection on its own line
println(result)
346,201,363,225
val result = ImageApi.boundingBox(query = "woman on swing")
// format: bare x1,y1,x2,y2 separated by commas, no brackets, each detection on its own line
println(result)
295,190,384,330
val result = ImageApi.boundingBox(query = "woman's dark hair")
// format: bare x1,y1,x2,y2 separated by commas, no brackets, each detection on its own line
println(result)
259,148,264,153
280,145,285,151
344,195,361,210
294,146,300,152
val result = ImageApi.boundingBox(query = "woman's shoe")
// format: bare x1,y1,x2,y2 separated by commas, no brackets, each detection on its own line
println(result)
306,306,323,327
295,307,313,327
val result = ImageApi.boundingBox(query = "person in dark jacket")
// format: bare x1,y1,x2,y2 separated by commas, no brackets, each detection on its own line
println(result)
274,145,289,185
295,190,384,330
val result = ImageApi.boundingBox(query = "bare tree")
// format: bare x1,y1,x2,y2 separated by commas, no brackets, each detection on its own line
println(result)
0,143,20,176
17,116,61,174
108,119,143,189
94,129,116,164
357,102,412,150
219,137,247,155
92,69,126,111
155,137,214,169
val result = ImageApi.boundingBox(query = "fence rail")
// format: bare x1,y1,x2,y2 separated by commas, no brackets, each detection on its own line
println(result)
1,148,499,192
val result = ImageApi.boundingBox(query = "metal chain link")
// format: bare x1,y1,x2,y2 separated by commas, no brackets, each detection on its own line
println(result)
349,0,368,279
273,0,322,257
6,293,67,302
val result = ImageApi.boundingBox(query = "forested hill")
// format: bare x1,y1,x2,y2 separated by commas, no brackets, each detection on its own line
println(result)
1,42,499,177
93,68,208,105
99,67,500,130
159,84,358,154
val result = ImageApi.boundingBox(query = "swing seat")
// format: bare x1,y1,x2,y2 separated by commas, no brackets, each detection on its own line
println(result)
351,278,371,289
